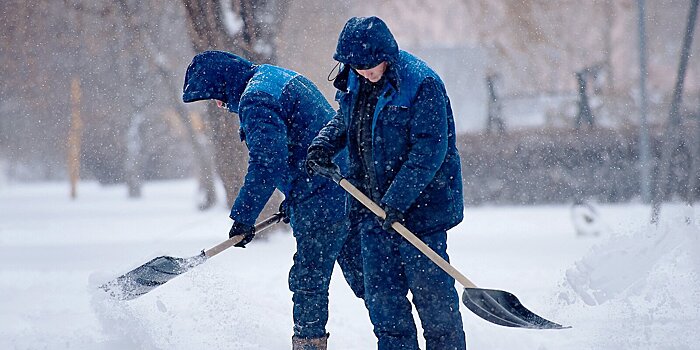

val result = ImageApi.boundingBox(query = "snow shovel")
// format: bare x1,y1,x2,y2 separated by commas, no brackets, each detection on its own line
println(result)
100,212,285,301
314,165,569,329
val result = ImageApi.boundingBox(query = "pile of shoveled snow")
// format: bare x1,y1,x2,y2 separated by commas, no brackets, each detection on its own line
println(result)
559,205,700,349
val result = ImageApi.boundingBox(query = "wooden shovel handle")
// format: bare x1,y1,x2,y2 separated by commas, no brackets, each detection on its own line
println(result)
338,178,477,289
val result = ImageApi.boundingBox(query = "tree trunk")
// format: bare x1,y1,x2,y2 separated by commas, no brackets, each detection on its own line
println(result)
651,0,698,223
68,77,83,199
151,59,218,210
125,112,144,198
116,0,153,198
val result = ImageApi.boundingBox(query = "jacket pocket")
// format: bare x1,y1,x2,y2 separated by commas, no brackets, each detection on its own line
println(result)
381,105,410,127
379,105,410,147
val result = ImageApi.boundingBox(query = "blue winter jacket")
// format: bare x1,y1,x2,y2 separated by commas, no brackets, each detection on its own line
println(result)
311,17,464,235
183,51,346,227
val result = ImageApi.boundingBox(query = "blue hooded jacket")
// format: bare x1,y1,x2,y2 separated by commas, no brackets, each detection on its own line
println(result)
311,17,464,234
183,51,346,227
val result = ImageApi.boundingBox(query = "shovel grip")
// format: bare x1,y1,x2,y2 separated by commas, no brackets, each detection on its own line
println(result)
204,212,285,258
337,178,477,289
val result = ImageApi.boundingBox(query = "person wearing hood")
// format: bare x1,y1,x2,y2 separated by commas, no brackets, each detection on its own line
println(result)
307,17,466,350
182,50,365,350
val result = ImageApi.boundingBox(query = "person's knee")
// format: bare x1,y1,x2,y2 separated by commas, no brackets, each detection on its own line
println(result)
289,255,334,288
425,331,467,350
375,331,420,350
289,273,330,295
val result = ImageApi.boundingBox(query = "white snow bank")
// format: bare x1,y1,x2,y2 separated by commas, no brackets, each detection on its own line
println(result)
556,204,700,349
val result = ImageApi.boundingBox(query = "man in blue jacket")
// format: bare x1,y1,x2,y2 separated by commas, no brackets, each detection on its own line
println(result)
307,17,466,350
183,50,364,350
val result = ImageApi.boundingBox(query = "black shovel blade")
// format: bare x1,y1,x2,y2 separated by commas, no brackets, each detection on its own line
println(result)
462,288,569,329
100,253,206,301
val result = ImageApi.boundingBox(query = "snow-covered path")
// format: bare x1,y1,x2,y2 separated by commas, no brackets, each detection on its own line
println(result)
1,180,698,349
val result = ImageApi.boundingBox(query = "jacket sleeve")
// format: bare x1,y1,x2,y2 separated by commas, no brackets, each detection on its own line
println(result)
381,78,448,212
309,93,348,156
229,92,288,226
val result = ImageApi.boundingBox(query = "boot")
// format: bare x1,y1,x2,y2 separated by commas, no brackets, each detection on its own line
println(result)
292,333,329,350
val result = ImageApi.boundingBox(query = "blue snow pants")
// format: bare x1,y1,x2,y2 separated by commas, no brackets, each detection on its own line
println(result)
355,210,466,350
287,203,365,339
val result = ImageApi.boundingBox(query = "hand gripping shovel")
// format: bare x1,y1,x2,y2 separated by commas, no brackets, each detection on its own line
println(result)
315,166,569,329
100,212,285,301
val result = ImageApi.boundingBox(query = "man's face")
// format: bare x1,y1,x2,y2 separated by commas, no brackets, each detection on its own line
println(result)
355,62,387,83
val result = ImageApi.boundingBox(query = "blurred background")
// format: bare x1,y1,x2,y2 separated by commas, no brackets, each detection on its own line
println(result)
1,0,698,219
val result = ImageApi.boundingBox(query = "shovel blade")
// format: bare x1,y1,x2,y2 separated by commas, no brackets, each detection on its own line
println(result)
462,288,569,329
100,253,206,301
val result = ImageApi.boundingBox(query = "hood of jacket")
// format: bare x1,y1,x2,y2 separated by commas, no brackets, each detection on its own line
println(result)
333,16,399,70
182,50,255,114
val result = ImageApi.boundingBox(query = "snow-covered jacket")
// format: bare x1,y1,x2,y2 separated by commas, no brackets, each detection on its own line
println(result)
183,51,346,227
311,17,464,235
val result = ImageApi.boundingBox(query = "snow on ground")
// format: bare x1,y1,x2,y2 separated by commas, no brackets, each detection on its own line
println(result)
1,179,698,349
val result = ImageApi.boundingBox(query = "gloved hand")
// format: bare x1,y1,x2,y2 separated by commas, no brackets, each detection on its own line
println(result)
380,205,404,232
228,220,256,248
306,147,340,180
278,199,290,224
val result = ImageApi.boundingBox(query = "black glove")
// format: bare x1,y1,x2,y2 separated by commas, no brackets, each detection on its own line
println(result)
278,199,290,224
228,220,256,248
306,147,340,180
380,206,404,232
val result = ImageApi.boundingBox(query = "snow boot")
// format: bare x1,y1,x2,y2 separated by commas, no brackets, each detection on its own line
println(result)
292,333,329,350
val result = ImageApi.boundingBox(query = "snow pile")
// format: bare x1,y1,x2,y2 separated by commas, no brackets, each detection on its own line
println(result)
559,206,700,348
